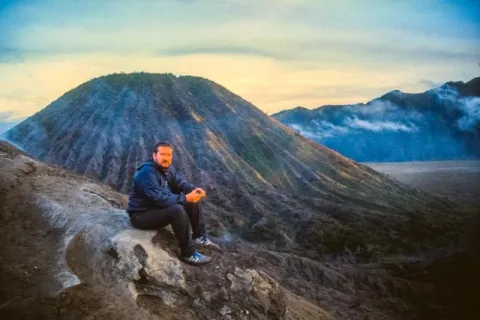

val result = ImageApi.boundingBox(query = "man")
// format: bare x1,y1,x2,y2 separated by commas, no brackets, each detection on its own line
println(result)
127,141,220,265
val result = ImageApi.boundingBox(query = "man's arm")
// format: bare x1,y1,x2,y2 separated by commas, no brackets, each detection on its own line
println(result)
135,169,186,208
172,169,196,193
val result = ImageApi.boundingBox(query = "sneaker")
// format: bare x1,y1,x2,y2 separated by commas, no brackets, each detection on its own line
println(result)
193,235,222,251
183,251,211,265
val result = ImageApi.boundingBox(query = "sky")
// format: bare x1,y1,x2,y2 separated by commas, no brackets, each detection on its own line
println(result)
0,0,479,132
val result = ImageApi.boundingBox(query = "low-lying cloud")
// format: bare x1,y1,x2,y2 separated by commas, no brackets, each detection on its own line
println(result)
311,120,350,137
457,96,480,131
284,82,479,150
344,100,398,116
432,85,480,131
0,111,25,135
344,116,418,132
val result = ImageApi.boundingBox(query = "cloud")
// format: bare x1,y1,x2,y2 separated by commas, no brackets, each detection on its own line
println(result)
0,88,50,119
158,46,291,60
222,0,311,5
431,85,480,131
344,116,418,132
0,48,25,64
431,85,459,103
0,111,25,134
342,99,426,125
418,79,443,89
457,97,480,131
311,120,350,137
345,100,398,116
290,120,350,139
0,0,477,67
0,0,478,118
0,111,22,122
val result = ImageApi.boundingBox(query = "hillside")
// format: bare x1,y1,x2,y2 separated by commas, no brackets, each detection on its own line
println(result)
1,141,479,319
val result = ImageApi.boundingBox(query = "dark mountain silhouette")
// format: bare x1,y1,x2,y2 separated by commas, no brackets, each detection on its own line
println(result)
1,73,461,259
272,77,480,162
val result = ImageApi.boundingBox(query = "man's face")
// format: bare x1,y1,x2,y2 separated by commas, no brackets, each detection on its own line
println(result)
153,146,173,168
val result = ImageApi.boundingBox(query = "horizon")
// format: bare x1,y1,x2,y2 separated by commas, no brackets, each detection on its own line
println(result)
0,0,479,133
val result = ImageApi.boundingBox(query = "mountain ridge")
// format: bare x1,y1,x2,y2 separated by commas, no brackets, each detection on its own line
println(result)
283,77,480,112
272,77,480,162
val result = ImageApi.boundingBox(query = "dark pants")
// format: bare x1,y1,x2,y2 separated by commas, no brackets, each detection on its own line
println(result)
129,202,206,257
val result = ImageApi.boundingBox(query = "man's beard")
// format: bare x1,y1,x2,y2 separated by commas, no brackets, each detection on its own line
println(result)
160,161,170,168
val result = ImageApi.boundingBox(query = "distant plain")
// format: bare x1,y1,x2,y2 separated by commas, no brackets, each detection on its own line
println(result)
364,160,480,206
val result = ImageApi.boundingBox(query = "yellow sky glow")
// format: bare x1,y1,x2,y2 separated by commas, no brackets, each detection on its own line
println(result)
1,52,466,120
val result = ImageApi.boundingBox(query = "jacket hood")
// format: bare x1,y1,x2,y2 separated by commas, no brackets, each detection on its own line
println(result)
136,160,155,171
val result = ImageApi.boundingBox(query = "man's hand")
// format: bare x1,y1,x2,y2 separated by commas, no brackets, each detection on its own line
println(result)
186,188,206,203
196,188,206,198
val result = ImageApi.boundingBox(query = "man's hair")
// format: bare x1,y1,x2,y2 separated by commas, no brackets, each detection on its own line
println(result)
153,142,174,153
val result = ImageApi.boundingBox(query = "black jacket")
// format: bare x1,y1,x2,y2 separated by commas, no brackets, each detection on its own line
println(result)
127,160,196,214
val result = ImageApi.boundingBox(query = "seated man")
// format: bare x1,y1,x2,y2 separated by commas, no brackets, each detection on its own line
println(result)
127,141,220,265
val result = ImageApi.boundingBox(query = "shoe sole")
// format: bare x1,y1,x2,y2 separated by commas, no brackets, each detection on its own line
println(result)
182,258,212,266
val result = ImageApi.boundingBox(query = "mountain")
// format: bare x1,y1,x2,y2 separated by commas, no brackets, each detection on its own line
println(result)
2,72,460,261
2,141,479,320
272,77,480,162
1,73,479,318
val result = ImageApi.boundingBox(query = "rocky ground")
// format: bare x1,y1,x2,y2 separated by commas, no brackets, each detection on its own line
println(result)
1,144,479,319
5,138,478,319
0,141,402,320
